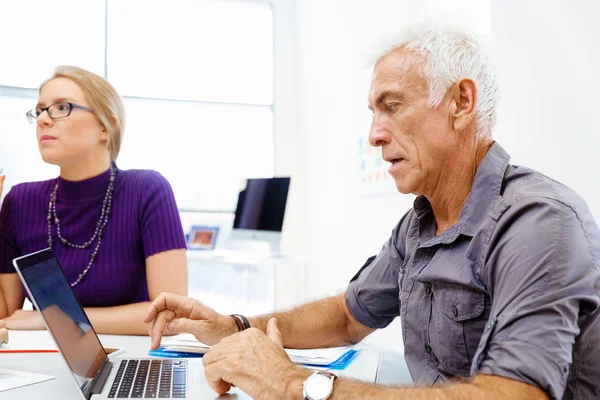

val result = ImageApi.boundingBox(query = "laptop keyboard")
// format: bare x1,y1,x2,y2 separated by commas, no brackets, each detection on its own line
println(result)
108,359,187,398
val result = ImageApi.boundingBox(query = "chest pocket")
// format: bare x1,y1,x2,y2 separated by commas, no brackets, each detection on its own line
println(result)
434,283,487,376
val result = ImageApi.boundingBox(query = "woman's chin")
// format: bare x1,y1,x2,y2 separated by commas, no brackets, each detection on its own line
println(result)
39,152,63,167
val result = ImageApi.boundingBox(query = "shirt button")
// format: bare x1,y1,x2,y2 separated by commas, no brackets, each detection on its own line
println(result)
487,319,495,330
424,284,432,294
452,306,459,317
424,344,432,354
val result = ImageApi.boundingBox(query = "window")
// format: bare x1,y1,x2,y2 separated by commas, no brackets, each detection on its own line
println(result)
119,97,273,211
0,96,59,186
107,0,273,105
0,0,105,88
0,0,275,211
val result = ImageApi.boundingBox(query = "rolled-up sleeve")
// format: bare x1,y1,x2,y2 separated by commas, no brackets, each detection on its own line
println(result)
345,221,406,329
471,197,600,399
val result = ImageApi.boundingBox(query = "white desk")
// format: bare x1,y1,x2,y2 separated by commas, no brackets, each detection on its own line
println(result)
0,330,382,399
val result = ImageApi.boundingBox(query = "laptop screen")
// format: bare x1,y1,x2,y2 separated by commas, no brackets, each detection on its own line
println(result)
13,248,107,395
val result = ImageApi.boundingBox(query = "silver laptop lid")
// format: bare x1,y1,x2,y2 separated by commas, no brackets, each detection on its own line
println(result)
13,248,108,398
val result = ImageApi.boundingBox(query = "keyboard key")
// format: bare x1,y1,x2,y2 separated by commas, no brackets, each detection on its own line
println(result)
173,371,185,386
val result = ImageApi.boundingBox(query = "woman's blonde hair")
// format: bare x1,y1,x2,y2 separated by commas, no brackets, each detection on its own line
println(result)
40,66,125,160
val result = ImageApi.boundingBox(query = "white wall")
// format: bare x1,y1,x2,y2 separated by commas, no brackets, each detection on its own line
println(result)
491,0,600,220
281,0,600,352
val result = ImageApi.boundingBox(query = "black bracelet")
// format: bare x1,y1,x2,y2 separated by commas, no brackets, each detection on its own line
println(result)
230,315,244,332
231,314,251,330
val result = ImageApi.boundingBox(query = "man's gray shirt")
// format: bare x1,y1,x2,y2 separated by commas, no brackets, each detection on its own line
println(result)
346,143,600,400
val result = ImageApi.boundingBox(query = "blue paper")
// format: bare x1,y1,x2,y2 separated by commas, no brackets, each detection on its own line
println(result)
147,347,361,371
148,346,204,358
301,349,360,370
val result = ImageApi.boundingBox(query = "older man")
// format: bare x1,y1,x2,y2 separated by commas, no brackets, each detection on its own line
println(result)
145,24,600,400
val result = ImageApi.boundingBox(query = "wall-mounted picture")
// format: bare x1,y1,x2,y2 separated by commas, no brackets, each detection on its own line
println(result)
188,226,219,250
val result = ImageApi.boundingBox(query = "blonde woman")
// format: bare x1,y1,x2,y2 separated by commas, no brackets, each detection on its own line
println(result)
0,66,188,335
0,173,6,346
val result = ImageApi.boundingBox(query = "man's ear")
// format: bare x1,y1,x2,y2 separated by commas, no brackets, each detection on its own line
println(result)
449,78,477,132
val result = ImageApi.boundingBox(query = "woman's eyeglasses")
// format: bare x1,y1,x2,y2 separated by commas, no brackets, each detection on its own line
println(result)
26,102,93,124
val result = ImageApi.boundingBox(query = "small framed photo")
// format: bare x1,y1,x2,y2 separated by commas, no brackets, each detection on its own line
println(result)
187,226,219,250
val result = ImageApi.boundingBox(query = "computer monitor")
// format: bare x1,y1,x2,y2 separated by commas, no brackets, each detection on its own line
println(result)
228,177,291,254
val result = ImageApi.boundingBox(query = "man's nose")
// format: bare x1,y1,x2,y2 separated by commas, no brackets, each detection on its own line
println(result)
369,118,391,147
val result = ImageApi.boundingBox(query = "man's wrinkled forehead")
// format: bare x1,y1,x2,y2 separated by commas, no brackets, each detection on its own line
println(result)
368,48,428,104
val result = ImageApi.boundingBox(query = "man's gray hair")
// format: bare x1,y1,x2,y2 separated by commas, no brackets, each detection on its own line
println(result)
381,23,499,138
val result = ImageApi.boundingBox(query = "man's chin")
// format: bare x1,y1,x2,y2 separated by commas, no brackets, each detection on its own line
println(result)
393,179,416,195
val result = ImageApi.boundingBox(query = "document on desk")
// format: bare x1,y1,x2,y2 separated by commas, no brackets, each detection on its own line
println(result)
0,368,55,392
285,346,353,365
157,335,357,368
1,330,57,351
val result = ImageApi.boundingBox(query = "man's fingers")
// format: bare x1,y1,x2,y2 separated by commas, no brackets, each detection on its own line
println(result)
146,293,209,324
267,318,283,347
145,293,183,323
149,310,176,350
144,303,158,324
204,360,233,395
167,318,198,336
145,293,190,322
147,318,155,340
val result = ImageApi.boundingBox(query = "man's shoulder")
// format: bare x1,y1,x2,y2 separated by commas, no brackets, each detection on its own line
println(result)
502,165,590,215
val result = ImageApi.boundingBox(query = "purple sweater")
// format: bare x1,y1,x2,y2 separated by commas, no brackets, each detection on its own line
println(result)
0,164,187,307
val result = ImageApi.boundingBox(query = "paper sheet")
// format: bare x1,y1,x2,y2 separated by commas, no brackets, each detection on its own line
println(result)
161,335,210,354
162,335,352,366
285,346,351,365
0,331,57,351
0,368,55,392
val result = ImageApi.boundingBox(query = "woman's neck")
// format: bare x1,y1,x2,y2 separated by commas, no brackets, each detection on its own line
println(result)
59,156,112,181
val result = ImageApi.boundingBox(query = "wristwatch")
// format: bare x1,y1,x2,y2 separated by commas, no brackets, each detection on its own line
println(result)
303,371,336,400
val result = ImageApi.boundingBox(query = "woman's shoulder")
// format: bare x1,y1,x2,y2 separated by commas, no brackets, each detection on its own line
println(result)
8,178,56,201
117,168,173,191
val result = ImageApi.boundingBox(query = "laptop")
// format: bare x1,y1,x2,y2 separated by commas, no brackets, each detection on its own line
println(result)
12,248,221,399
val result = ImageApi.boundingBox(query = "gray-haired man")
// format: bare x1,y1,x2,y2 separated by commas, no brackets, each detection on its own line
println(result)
145,24,600,400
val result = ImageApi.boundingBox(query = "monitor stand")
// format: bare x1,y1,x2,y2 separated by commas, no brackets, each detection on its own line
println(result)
225,229,282,256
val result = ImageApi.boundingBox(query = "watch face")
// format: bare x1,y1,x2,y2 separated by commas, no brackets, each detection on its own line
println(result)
305,373,333,399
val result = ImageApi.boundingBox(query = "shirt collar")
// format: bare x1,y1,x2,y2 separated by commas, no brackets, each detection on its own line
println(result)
57,162,118,203
458,142,511,236
413,142,511,241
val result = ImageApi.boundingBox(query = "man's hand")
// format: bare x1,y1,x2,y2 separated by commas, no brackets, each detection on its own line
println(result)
202,318,309,399
144,292,238,349
0,320,8,345
4,310,44,330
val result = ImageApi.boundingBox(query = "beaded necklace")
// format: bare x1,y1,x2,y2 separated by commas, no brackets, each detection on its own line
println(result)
47,164,116,287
